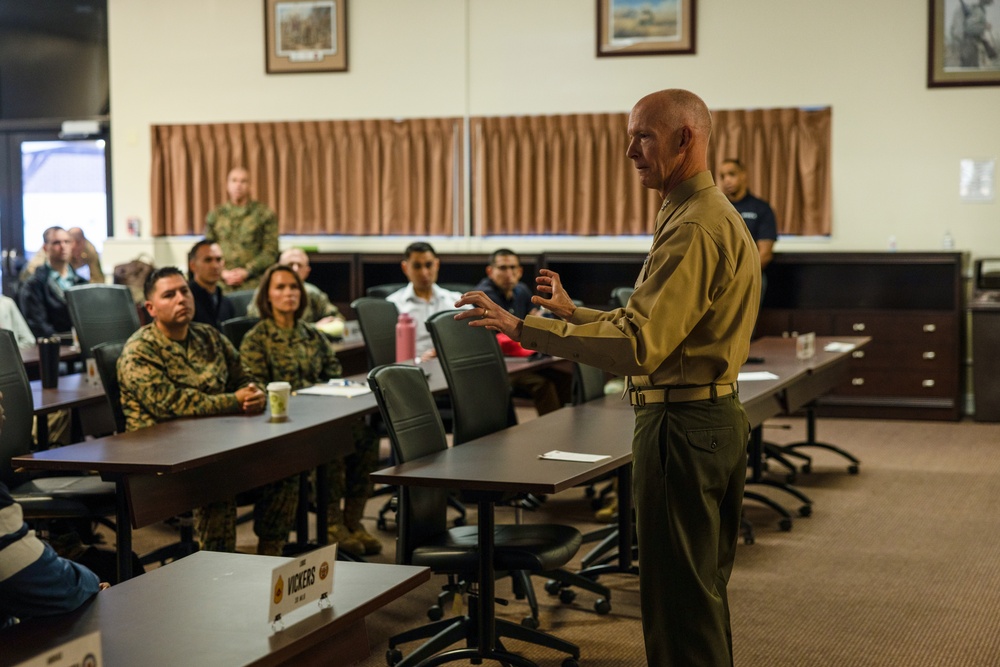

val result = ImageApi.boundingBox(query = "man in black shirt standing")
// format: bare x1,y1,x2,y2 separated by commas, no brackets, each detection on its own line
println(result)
187,240,235,330
719,158,777,302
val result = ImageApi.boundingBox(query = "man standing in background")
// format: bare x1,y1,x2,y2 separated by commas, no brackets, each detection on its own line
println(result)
205,167,279,292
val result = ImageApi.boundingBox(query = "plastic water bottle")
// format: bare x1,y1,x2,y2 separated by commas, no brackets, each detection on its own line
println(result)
395,312,416,362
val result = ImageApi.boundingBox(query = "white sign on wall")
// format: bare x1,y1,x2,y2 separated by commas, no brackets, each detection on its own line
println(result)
960,158,996,202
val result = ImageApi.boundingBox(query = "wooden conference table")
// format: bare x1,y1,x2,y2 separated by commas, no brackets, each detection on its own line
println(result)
9,354,562,582
0,553,430,667
31,373,108,447
370,335,868,665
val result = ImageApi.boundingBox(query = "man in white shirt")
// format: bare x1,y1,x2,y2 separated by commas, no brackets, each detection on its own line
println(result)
0,297,35,351
386,242,465,360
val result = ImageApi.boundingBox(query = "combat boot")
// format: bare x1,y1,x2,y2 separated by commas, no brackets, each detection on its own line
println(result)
344,497,383,555
328,501,365,557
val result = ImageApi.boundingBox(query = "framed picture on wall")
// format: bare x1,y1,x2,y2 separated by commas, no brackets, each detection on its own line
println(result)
928,0,1000,87
264,0,348,73
597,0,696,57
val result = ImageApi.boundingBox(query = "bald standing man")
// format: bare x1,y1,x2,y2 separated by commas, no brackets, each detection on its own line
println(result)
456,89,760,666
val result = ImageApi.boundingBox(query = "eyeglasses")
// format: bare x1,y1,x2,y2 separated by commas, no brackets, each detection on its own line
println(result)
407,261,436,270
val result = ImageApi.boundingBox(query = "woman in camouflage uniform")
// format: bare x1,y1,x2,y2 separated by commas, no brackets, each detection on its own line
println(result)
240,264,380,557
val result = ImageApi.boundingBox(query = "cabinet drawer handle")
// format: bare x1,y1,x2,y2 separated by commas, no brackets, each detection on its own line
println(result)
852,323,866,332
923,324,937,333
922,379,936,388
922,351,936,360
852,350,865,359
851,377,865,386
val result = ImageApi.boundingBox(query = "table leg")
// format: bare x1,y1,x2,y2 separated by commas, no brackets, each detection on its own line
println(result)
476,499,496,654
37,414,49,449
115,480,133,581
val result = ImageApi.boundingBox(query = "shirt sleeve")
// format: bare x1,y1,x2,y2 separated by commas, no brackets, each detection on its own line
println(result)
0,532,100,625
758,203,778,241
521,223,718,377
238,325,270,386
118,338,240,429
246,209,279,279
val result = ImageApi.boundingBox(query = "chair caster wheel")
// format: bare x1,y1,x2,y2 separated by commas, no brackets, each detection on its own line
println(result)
799,505,812,518
801,463,812,474
453,516,466,527
521,615,539,629
559,588,577,604
427,605,443,621
376,518,387,531
778,518,793,531
848,464,860,474
562,658,580,667
744,535,755,545
594,597,611,615
544,579,561,595
785,472,797,484
386,648,403,666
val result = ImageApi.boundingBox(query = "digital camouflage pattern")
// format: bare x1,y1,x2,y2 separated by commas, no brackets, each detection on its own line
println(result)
239,318,377,514
117,322,294,552
204,200,279,291
117,323,248,432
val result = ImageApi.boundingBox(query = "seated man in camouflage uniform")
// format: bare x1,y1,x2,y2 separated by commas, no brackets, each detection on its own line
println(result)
117,267,297,556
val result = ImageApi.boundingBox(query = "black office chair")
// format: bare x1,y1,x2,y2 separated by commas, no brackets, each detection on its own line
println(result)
611,286,634,309
351,297,398,368
439,282,476,295
0,331,117,534
65,284,141,359
365,283,406,299
368,364,582,667
427,312,611,622
91,340,199,566
226,289,255,316
220,316,260,349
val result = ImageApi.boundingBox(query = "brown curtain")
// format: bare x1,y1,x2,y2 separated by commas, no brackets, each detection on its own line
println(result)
709,107,832,237
150,118,464,236
471,113,660,236
472,107,832,237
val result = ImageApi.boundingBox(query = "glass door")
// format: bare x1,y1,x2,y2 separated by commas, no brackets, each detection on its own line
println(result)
0,129,111,296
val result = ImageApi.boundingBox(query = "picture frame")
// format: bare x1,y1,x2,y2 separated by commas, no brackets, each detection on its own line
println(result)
928,0,1000,87
597,0,696,58
264,0,347,74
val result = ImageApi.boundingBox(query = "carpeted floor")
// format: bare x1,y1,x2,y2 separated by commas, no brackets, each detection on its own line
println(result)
129,415,1000,666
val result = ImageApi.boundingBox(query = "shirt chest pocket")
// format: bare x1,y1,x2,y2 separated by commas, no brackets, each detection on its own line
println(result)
686,427,735,454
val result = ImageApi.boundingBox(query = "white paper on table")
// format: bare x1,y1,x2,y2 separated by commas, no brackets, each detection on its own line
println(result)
737,371,780,382
296,382,372,398
538,450,610,463
823,342,857,353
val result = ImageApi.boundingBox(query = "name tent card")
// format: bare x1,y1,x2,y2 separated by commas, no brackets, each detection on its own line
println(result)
796,332,816,360
16,631,101,667
269,543,338,625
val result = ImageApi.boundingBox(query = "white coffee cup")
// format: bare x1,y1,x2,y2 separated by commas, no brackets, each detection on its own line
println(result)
266,381,292,421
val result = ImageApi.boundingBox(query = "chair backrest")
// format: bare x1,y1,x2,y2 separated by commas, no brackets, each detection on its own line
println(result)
351,297,399,369
365,283,406,299
0,330,35,486
611,286,634,309
367,364,449,564
572,362,608,405
220,316,260,349
226,289,256,316
426,310,515,446
91,341,127,434
65,284,140,359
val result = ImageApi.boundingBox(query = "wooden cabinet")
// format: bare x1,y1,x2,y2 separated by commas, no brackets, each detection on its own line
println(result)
757,252,966,421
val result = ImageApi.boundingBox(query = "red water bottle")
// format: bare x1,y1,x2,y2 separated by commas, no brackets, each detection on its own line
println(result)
395,312,417,362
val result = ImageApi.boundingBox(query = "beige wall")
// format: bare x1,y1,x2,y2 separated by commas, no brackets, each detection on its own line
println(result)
106,0,1000,269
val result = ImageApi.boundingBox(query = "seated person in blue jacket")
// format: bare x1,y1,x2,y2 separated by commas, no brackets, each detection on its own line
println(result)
0,393,106,629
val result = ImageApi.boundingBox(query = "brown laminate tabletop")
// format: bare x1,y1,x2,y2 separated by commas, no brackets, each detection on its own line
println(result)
30,373,107,415
0,553,430,667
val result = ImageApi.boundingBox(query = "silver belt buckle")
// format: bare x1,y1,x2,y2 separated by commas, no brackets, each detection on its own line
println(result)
631,388,646,407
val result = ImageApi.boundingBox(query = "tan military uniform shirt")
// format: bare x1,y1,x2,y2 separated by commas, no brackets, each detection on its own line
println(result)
118,322,251,431
239,318,342,390
205,200,279,291
521,171,760,387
